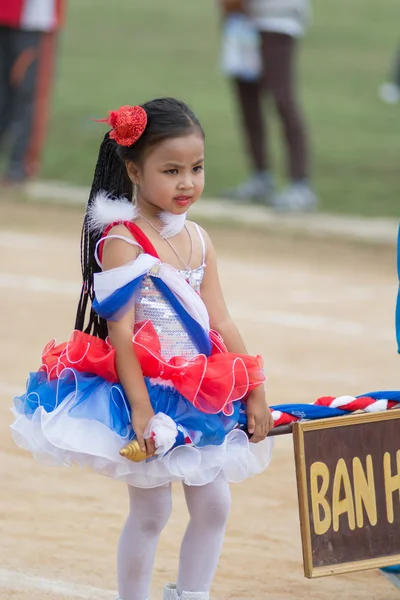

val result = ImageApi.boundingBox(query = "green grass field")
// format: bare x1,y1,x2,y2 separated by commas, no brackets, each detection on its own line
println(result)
42,0,400,217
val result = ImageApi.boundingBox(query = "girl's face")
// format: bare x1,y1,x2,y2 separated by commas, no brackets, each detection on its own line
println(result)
127,131,205,216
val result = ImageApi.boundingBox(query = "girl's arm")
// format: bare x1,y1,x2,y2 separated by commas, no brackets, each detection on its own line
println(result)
200,228,274,441
102,227,156,457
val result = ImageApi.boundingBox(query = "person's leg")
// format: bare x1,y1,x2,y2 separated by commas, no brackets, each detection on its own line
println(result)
2,29,40,181
222,78,274,201
20,30,57,179
394,43,400,89
234,78,267,173
175,478,231,597
0,27,14,144
261,32,308,181
6,29,56,181
379,43,400,104
260,31,316,210
117,484,172,600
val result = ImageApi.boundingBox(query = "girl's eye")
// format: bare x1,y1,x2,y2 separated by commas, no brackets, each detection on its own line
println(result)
164,169,178,175
193,165,204,173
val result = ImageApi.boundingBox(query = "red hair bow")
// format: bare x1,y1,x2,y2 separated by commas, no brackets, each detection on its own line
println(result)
96,105,147,147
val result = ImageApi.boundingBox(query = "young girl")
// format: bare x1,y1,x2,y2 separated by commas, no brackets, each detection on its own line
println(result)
11,98,274,600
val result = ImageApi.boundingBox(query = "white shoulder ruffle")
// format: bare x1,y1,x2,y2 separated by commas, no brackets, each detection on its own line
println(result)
87,191,137,234
93,254,158,302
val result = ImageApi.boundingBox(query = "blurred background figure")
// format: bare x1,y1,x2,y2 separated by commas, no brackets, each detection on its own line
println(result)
220,0,317,211
379,43,400,104
0,0,65,185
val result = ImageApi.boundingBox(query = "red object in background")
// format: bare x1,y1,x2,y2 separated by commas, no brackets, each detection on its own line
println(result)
0,0,65,30
0,0,25,28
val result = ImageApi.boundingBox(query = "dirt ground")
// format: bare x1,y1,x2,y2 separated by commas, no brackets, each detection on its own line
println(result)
0,199,398,600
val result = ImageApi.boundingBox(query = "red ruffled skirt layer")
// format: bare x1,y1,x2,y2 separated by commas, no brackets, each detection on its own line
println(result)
39,321,265,416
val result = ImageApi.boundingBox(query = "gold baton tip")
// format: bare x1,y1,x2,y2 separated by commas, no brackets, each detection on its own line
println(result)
119,439,148,462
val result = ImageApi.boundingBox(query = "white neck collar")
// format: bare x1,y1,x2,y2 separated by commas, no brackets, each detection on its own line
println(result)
87,191,187,238
150,211,186,238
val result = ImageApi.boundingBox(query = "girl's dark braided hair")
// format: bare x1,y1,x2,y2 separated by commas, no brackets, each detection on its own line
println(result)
74,98,204,340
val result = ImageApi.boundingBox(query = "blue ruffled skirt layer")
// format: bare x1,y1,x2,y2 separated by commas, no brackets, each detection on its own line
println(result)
11,368,273,487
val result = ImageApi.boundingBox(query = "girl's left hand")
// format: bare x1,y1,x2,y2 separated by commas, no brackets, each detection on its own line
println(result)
246,388,274,443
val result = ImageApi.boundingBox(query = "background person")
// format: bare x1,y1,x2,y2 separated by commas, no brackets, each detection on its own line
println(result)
220,0,317,211
0,0,65,185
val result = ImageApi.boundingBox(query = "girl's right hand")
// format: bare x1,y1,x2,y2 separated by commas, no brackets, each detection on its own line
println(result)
132,404,156,457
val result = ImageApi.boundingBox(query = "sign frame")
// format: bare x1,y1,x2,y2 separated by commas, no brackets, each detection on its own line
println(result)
293,410,400,578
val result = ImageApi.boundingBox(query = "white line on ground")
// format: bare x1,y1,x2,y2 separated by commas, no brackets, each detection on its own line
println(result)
0,230,47,248
266,364,359,385
230,306,394,341
0,272,78,295
0,568,114,599
0,271,393,341
289,287,377,303
0,230,76,250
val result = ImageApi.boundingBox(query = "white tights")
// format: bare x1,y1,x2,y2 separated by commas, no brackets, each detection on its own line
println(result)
117,479,231,600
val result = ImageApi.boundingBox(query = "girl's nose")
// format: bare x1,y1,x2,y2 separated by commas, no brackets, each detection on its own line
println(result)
178,175,194,190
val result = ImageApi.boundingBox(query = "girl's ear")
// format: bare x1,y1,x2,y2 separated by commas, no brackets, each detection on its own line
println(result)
126,161,140,185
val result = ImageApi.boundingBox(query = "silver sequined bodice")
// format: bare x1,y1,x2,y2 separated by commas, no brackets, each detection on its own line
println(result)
177,266,204,294
135,266,205,361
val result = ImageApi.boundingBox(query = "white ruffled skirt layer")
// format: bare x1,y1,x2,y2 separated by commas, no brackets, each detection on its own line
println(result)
11,393,273,488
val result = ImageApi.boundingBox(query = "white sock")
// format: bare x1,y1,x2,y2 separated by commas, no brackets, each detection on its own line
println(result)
177,479,231,594
117,484,172,600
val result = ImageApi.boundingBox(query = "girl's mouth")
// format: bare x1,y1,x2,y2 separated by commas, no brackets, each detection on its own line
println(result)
174,196,191,206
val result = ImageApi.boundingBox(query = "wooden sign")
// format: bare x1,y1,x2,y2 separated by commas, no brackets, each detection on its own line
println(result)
293,410,400,578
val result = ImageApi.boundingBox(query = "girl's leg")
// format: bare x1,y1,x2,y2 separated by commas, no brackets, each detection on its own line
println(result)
117,483,172,600
176,478,231,595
